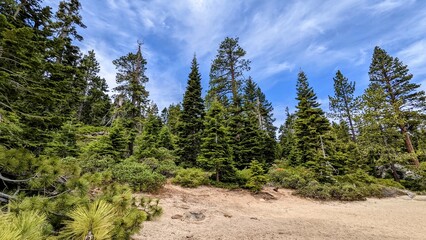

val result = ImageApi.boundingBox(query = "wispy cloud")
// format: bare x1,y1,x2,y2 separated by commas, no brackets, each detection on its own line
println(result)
72,0,426,126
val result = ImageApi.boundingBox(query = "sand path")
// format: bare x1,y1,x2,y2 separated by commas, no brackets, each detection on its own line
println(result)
134,184,426,240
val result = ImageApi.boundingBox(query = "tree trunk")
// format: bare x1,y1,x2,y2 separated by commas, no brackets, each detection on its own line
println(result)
390,163,400,182
400,125,419,167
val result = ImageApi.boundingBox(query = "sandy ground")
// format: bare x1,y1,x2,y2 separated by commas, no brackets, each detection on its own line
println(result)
133,184,426,240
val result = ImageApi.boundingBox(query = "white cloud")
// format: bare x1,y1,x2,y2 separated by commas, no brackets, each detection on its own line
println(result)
75,0,426,126
369,0,415,14
398,40,426,75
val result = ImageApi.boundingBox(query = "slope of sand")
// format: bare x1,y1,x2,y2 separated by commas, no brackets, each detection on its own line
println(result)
133,184,426,240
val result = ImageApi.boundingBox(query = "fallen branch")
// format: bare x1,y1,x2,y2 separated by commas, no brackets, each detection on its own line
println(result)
0,173,33,183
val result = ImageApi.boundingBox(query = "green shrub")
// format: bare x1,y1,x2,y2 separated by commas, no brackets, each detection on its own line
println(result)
295,181,332,200
244,160,268,193
172,168,211,188
236,168,252,186
268,166,315,189
112,161,166,192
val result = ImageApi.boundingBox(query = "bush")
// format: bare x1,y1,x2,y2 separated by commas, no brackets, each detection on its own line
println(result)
235,168,252,186
172,168,210,188
112,161,166,192
244,160,268,193
268,166,315,189
295,181,332,200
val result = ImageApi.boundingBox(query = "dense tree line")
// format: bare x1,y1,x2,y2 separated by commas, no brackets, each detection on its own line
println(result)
1,0,426,239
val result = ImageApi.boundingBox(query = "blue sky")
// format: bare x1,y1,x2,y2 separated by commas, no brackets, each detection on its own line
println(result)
48,0,426,127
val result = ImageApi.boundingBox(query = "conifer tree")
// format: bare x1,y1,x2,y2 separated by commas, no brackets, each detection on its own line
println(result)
208,37,250,107
157,125,174,150
292,71,330,166
279,107,296,159
369,46,426,167
177,56,204,166
78,50,111,125
329,70,359,141
113,43,149,155
198,100,235,182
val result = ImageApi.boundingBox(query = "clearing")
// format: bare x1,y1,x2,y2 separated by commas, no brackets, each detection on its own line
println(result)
134,184,426,240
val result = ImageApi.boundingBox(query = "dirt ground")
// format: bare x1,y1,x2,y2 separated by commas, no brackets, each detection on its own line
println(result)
133,184,426,240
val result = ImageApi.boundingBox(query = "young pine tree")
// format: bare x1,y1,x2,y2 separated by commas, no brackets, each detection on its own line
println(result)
198,100,235,182
177,56,204,167
329,70,359,141
292,71,330,167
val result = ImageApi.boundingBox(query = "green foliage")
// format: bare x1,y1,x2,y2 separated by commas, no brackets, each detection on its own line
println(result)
268,164,405,201
59,200,117,240
112,161,166,192
138,197,163,220
291,71,330,167
268,165,315,189
244,160,267,193
0,210,49,240
198,100,236,182
329,70,359,141
208,37,250,106
172,168,211,188
177,56,204,166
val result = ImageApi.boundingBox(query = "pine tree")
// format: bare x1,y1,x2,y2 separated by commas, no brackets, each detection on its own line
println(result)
48,0,87,116
135,112,162,157
369,46,426,167
208,37,250,107
279,107,296,159
198,100,235,182
292,71,330,166
177,56,204,166
78,50,111,126
157,125,174,150
357,83,405,180
329,70,359,141
113,43,149,156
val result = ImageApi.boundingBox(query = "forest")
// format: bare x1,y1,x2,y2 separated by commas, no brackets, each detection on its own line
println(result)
1,0,426,239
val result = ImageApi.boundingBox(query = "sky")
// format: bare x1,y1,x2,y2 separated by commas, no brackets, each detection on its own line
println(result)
47,0,426,127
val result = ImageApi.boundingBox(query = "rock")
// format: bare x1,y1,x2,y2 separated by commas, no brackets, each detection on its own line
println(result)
184,210,206,221
171,214,183,219
224,213,232,218
250,217,259,220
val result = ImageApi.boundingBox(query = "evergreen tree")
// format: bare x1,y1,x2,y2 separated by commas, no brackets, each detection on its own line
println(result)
157,125,174,150
279,107,296,159
176,56,204,166
329,70,359,141
208,37,250,107
113,43,149,155
369,46,426,167
135,112,162,157
198,100,235,182
78,50,111,126
357,83,407,180
164,104,181,135
292,71,330,167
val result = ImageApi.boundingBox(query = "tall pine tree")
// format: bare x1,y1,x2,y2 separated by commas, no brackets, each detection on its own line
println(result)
369,46,426,167
208,37,250,107
113,43,149,156
177,56,204,167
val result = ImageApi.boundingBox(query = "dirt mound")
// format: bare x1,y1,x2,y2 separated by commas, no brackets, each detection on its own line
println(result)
133,184,426,240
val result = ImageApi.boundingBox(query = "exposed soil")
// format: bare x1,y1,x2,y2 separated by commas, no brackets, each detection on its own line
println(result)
133,184,426,240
